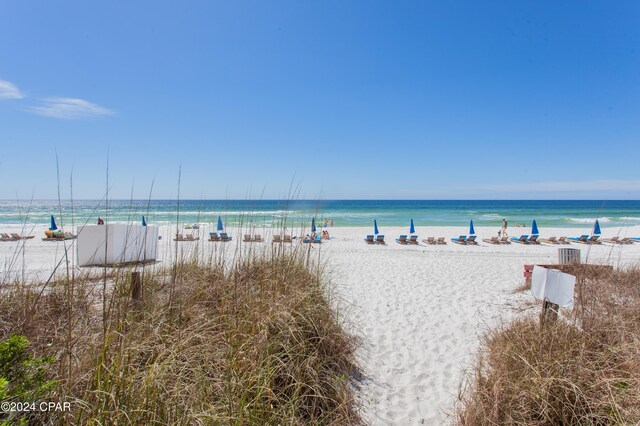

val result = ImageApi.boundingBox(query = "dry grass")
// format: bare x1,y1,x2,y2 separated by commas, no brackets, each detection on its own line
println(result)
456,267,640,425
0,251,361,425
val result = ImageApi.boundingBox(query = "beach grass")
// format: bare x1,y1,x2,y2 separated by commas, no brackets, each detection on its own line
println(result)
0,248,361,424
456,267,640,424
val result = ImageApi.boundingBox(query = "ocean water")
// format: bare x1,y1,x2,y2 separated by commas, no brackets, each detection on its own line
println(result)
0,200,639,229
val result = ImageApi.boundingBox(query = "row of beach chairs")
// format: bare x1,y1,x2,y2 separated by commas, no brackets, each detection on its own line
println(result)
364,235,386,244
272,235,293,243
385,234,640,246
209,232,232,242
1,233,35,241
243,234,264,242
396,235,419,244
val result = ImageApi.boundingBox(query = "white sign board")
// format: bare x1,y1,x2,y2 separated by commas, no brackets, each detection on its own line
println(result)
77,224,158,266
531,266,576,307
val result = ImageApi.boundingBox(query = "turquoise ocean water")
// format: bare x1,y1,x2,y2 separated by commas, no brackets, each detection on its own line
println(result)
1,200,640,229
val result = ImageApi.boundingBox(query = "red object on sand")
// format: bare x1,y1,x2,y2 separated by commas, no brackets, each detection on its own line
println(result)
524,264,534,279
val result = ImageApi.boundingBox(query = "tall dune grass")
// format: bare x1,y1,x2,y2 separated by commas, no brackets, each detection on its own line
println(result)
0,248,361,424
456,268,640,425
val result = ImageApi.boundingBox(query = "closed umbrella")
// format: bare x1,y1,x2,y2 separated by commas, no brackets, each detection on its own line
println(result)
311,217,316,233
593,219,601,235
409,219,415,234
469,220,475,235
374,219,379,235
142,216,147,226
50,215,58,231
217,216,224,231
531,219,539,235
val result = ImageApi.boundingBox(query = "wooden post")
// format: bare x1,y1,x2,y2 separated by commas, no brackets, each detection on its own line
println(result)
540,299,559,330
131,271,143,302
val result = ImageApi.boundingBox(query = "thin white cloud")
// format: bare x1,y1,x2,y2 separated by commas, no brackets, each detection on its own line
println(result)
27,97,114,119
0,79,24,99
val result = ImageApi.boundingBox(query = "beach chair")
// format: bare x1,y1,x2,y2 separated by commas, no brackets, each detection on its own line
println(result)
466,235,478,245
375,235,385,244
451,236,467,244
527,235,540,244
272,235,282,243
243,235,252,242
209,232,220,242
569,235,589,243
601,236,620,244
364,235,375,244
408,235,418,244
283,235,292,243
540,236,557,244
422,237,436,244
254,235,263,242
510,235,529,244
220,232,232,242
482,236,500,244
436,237,446,245
174,233,184,241
396,235,408,245
557,236,569,244
587,235,601,244
1,233,14,241
186,234,199,241
499,236,511,244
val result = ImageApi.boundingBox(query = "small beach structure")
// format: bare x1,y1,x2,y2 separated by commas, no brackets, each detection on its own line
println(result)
77,224,158,266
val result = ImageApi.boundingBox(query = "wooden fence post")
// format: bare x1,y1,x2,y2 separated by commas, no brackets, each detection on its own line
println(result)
131,271,143,302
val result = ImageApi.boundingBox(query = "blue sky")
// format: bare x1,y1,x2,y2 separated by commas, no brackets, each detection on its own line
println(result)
1,0,639,199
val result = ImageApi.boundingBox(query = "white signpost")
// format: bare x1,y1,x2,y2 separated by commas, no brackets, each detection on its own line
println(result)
77,224,158,266
531,265,576,327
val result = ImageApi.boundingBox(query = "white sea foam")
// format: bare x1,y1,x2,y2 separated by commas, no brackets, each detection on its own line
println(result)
567,217,612,224
619,216,640,222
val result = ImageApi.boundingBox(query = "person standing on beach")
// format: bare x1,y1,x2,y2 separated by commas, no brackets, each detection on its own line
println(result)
502,218,508,237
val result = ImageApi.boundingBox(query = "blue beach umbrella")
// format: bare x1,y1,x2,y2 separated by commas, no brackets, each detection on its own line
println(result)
217,216,224,231
469,220,475,235
531,220,539,235
593,219,601,235
49,215,58,231
311,217,316,233
409,219,415,234
142,216,147,226
374,219,379,235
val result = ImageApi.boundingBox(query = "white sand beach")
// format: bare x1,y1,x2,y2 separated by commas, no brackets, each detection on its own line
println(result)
2,224,640,424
